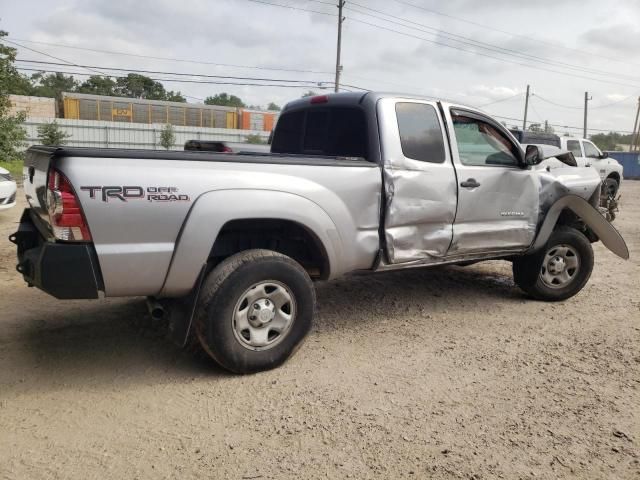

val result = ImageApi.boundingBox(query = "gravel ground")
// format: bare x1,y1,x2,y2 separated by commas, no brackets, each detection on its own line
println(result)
0,183,638,480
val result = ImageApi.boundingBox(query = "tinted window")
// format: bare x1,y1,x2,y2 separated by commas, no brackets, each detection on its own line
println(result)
271,110,304,152
452,113,519,167
271,107,367,158
583,141,600,158
566,140,582,157
395,103,445,163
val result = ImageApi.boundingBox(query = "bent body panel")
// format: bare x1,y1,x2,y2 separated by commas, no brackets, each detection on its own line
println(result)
530,194,629,259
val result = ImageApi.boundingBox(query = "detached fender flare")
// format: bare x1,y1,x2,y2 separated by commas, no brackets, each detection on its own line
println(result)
529,194,629,259
159,189,342,297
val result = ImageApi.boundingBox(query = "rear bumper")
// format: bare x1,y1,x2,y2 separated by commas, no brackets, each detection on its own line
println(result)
9,209,104,299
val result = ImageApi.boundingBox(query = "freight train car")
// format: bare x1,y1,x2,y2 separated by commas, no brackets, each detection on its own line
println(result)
61,92,277,131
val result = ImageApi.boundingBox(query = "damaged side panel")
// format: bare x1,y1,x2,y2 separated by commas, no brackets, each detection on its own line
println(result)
378,98,458,264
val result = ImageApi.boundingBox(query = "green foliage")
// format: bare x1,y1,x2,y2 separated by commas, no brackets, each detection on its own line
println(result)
0,30,28,162
159,123,175,150
29,72,78,98
204,93,245,108
0,159,24,178
301,91,317,98
37,120,71,145
267,102,281,111
76,75,117,96
590,131,632,151
246,134,267,144
114,73,185,101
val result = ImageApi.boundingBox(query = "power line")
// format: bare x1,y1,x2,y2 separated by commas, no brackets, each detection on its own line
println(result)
15,59,330,85
6,37,334,75
389,0,640,69
243,0,335,17
532,94,583,110
347,17,640,90
2,38,108,76
345,2,640,82
15,67,332,89
478,92,523,108
490,113,633,134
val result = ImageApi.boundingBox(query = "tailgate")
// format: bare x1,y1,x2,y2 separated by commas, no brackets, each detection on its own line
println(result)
23,146,57,235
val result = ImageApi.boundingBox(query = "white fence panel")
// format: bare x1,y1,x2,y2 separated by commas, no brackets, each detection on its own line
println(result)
23,117,270,150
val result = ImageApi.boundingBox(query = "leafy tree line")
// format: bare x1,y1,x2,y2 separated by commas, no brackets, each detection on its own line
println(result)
7,68,283,110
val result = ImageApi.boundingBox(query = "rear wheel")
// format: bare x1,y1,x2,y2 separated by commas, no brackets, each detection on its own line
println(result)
194,249,315,374
513,227,594,301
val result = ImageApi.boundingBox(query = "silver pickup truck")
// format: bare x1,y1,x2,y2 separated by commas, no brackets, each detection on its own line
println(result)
11,92,629,374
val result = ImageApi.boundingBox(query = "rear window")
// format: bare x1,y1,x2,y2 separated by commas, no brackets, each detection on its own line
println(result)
395,103,445,163
271,107,368,158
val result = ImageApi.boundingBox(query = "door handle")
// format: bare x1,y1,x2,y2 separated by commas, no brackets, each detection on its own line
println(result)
460,178,480,188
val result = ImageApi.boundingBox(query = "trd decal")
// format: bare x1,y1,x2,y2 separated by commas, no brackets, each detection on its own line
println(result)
81,186,190,203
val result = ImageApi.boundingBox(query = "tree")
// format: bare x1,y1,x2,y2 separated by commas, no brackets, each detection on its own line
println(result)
37,120,71,145
204,93,245,108
590,131,629,151
0,30,28,163
267,102,281,111
301,91,317,98
165,90,186,102
528,123,542,133
29,72,78,98
77,75,117,96
159,123,175,150
114,73,186,102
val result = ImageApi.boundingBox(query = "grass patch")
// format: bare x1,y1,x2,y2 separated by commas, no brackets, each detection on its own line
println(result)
0,160,24,180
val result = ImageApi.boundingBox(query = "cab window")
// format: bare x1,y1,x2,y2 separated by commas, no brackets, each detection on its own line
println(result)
452,113,519,167
583,141,601,159
395,103,445,163
566,140,582,157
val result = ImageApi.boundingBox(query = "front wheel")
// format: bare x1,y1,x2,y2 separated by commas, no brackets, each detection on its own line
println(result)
513,227,594,301
194,249,316,374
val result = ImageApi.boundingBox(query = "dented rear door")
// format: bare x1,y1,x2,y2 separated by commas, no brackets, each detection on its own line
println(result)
379,97,457,263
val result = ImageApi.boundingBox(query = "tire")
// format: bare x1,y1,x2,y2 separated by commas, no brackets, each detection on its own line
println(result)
602,177,619,200
513,227,594,301
194,249,316,374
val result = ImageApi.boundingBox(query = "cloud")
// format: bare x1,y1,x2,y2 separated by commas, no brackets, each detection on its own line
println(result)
581,24,640,55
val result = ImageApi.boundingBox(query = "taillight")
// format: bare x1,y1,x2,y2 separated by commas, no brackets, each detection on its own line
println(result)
222,145,233,152
47,169,92,241
310,95,329,104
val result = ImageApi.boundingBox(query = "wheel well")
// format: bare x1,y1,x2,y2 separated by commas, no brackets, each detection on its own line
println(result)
607,172,620,183
556,208,598,242
209,219,330,280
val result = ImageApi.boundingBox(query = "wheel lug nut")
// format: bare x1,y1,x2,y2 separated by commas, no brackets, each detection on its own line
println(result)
264,300,270,306
250,315,256,321
254,304,260,309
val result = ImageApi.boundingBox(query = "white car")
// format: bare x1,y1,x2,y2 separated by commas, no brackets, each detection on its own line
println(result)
0,166,17,211
559,137,623,199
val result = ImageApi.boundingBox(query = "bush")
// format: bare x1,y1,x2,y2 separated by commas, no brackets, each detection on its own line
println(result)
246,134,267,145
37,120,71,146
159,124,175,150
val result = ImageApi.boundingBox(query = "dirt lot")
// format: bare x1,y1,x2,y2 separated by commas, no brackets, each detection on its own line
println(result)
0,183,638,480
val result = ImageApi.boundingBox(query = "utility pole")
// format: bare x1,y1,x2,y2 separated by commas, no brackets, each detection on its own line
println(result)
583,91,592,138
334,1,345,93
522,84,530,131
630,97,640,152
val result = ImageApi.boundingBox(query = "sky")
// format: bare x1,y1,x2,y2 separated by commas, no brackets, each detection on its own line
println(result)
2,0,640,136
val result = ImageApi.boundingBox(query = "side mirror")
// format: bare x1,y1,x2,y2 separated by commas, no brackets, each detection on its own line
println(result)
524,145,543,166
599,151,609,159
